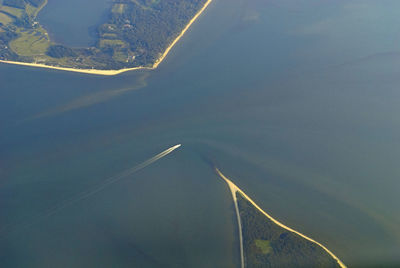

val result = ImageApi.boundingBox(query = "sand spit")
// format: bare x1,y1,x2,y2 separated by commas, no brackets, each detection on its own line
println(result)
215,168,347,268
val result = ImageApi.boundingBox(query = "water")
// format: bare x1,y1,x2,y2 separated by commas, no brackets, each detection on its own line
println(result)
1,0,400,267
37,0,111,47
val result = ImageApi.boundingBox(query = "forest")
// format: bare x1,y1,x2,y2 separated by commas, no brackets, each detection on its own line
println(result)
97,0,207,66
0,0,208,69
237,194,340,268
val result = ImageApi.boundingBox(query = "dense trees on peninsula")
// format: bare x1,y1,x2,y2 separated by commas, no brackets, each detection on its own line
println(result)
237,194,340,268
0,0,208,69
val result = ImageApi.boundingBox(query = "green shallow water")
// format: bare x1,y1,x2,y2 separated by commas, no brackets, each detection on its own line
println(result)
1,0,400,267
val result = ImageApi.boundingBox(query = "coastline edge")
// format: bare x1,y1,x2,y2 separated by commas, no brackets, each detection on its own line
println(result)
0,0,214,76
215,167,347,268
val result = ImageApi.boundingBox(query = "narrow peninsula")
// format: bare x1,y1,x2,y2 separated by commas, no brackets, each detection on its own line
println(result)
0,0,213,75
216,168,346,268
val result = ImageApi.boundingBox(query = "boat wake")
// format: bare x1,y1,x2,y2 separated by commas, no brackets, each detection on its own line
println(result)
1,144,181,236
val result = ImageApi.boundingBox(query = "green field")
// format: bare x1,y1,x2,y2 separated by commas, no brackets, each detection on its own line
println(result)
9,28,50,56
111,3,125,14
26,0,47,17
255,239,273,255
0,11,13,24
25,3,37,17
131,0,151,10
99,39,126,48
0,5,23,18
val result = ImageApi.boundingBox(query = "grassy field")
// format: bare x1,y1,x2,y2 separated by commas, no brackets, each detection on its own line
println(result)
0,11,12,24
101,33,118,39
26,0,47,17
131,0,152,10
9,28,50,56
1,0,51,58
99,39,130,62
255,239,273,255
99,39,126,48
130,0,161,10
0,0,45,18
25,4,37,17
0,5,23,18
111,3,125,14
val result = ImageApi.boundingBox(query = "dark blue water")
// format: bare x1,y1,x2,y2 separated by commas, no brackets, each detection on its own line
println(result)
1,0,400,267
38,0,110,47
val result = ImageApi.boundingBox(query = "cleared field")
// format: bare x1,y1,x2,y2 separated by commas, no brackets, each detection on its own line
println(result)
25,4,36,17
112,50,130,62
25,0,46,18
101,33,117,39
99,39,126,48
9,28,50,56
255,239,273,255
130,0,160,9
111,3,125,14
0,11,13,25
0,5,23,18
130,0,151,10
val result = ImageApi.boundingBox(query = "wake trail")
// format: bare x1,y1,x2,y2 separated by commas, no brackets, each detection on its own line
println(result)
1,144,181,237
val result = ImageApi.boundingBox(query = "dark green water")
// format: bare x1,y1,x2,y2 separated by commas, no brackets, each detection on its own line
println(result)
1,0,400,267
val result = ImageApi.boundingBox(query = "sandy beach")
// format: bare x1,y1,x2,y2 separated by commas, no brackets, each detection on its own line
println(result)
0,0,213,76
215,168,347,268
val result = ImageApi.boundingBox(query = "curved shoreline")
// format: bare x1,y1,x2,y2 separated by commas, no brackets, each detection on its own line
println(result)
215,168,347,268
224,169,245,268
0,0,213,76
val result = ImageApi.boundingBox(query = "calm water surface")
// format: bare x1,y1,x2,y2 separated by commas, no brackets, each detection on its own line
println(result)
1,0,400,267
38,0,110,47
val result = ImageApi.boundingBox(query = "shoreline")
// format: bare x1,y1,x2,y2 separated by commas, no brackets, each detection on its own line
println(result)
0,0,213,76
225,170,245,268
215,168,347,268
34,0,48,17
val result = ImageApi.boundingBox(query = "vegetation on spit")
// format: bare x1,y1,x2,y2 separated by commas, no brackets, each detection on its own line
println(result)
237,193,341,268
0,0,207,69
